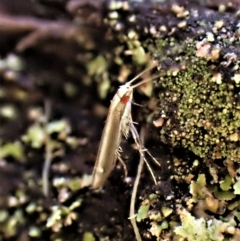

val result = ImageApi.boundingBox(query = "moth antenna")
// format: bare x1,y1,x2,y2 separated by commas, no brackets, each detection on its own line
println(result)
127,61,157,86
131,73,160,89
132,101,143,107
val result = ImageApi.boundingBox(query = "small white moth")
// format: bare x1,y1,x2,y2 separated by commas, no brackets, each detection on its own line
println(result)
91,63,159,189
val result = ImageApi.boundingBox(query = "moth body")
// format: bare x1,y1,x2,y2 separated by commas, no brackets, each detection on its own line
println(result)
91,64,158,189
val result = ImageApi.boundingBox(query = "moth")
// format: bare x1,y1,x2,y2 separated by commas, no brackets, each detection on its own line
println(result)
91,63,159,189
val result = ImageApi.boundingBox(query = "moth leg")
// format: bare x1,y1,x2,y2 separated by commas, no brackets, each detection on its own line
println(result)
132,101,144,107
117,155,128,178
118,146,123,153
130,122,161,167
129,122,158,184
129,127,145,241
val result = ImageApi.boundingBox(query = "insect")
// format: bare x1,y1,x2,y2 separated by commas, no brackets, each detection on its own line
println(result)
91,63,160,189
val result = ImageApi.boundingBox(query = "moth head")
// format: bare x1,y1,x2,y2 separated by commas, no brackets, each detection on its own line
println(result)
118,84,133,104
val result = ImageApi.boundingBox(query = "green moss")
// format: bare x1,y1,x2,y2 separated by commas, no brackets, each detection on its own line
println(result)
144,25,240,163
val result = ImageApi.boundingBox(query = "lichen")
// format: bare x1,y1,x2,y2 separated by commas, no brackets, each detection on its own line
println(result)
0,141,24,161
174,208,240,241
136,199,150,222
233,178,240,195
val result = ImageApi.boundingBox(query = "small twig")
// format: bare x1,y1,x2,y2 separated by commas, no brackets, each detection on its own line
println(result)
0,15,99,52
42,99,52,197
129,127,146,241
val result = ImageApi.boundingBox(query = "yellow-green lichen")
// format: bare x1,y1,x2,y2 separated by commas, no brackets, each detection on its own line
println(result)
136,200,150,222
0,141,24,161
83,232,96,241
220,175,232,191
233,178,240,195
174,208,240,241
